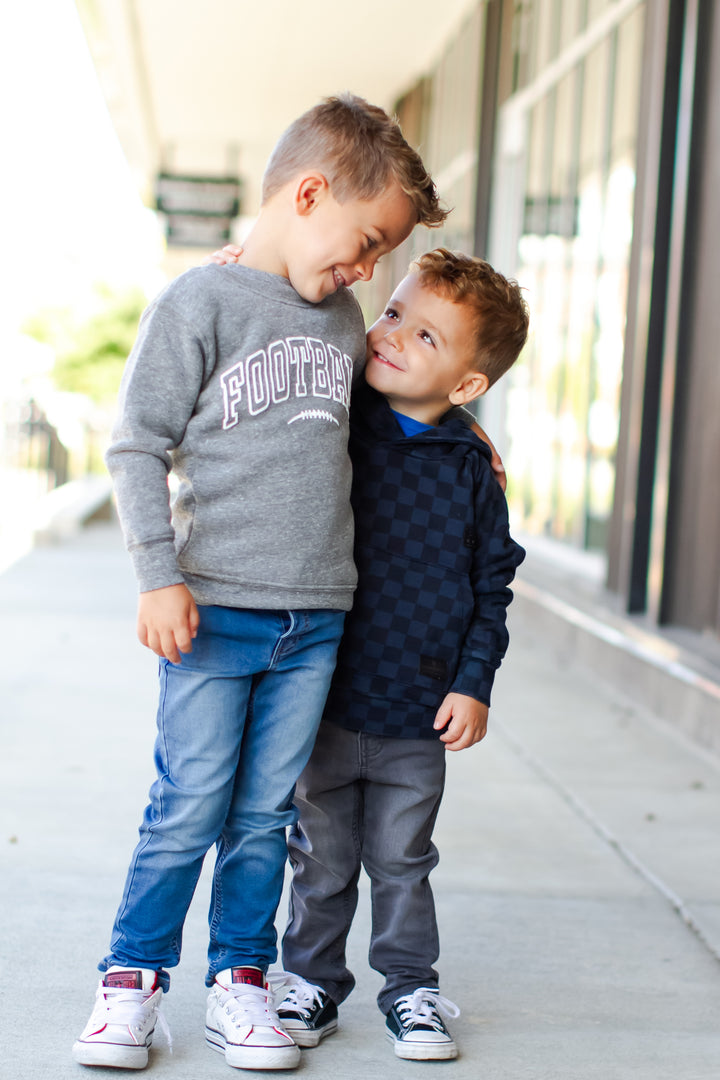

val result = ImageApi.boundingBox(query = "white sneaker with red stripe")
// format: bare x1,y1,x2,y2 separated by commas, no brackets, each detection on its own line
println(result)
206,966,300,1070
72,966,167,1069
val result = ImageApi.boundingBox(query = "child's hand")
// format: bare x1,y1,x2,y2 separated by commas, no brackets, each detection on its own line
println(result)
433,693,488,750
202,243,243,266
137,584,200,664
470,422,506,491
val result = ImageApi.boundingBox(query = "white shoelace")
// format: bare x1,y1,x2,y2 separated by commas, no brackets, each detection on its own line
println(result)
267,971,326,1015
214,980,282,1028
394,988,460,1030
100,984,172,1049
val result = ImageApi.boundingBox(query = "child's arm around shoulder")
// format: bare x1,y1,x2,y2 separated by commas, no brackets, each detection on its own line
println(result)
472,423,506,491
209,245,507,488
448,405,506,491
433,693,488,750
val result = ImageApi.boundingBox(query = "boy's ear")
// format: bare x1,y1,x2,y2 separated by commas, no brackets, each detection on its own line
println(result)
448,371,490,407
294,173,330,216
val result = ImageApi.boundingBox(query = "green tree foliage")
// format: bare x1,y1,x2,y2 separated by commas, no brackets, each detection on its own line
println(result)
23,284,147,405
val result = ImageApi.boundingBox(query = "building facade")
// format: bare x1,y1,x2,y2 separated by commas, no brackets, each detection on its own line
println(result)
358,0,719,644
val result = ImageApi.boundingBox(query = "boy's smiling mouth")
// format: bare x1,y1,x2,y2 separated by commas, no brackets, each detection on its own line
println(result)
371,349,405,372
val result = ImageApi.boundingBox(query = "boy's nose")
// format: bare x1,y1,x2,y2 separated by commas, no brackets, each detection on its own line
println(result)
385,328,402,350
354,254,377,282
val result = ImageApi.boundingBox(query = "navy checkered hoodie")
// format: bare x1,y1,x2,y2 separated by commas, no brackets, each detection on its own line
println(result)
324,379,525,740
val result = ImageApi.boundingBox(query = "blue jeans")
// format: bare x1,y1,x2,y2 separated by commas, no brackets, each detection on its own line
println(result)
282,720,446,1014
100,606,345,990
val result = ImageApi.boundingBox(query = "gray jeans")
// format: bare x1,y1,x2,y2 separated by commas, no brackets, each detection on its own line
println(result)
281,719,447,1014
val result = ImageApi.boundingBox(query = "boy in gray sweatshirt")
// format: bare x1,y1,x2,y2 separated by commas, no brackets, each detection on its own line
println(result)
72,93,446,1074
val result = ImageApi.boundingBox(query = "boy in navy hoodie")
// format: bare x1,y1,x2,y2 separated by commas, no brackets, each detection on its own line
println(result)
274,248,528,1061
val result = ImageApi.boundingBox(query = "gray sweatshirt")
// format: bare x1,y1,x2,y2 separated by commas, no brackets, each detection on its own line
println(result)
106,263,366,610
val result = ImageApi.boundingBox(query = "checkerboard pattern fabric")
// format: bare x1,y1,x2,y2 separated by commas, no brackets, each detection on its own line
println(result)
325,382,525,740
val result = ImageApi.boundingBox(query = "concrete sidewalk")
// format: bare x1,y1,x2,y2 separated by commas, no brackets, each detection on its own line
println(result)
1,522,719,1080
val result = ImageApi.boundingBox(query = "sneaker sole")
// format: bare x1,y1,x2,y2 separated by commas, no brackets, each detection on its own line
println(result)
72,1039,150,1069
386,1032,458,1061
206,1026,301,1070
281,1017,338,1048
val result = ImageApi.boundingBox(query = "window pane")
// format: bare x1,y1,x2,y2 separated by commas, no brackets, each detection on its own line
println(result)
506,9,645,551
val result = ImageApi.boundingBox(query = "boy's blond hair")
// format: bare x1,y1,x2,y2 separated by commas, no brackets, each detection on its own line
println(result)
262,93,447,228
410,248,529,386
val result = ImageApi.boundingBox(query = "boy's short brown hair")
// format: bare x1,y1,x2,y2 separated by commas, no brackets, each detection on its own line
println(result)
262,93,447,228
410,248,529,386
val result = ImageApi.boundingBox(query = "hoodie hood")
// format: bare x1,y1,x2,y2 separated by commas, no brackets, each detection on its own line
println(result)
351,377,493,462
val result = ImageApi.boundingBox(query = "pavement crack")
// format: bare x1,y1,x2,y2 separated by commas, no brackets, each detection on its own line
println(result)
493,718,720,967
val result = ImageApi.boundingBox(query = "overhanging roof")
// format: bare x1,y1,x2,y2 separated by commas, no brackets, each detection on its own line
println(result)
76,0,479,219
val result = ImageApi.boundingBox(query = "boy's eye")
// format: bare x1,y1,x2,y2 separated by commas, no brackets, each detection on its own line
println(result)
385,307,399,320
420,330,435,346
365,236,378,250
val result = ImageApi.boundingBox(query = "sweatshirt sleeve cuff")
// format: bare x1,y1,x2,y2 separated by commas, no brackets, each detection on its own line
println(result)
129,540,186,593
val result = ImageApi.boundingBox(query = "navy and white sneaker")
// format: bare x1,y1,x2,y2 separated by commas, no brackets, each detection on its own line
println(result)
271,972,338,1048
385,987,460,1060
